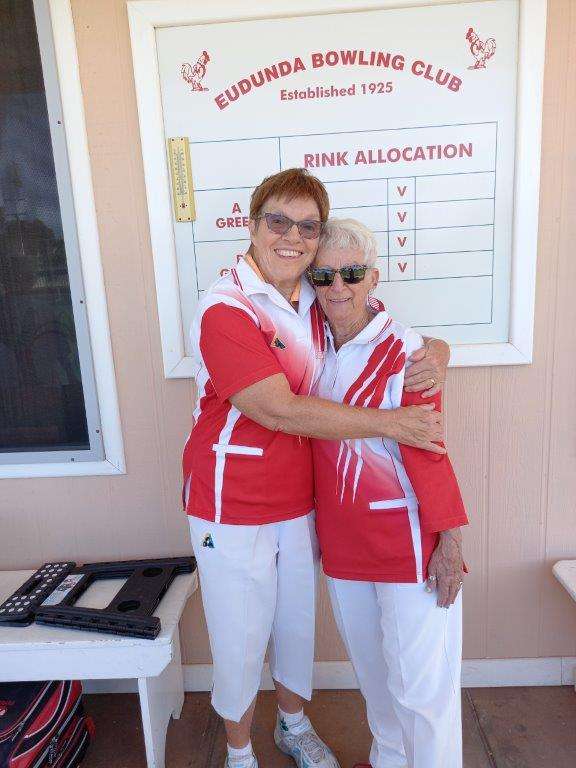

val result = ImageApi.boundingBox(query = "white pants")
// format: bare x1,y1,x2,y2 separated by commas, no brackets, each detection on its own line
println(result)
188,513,319,722
327,578,462,768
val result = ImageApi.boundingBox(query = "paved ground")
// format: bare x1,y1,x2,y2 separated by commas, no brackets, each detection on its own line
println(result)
81,687,576,768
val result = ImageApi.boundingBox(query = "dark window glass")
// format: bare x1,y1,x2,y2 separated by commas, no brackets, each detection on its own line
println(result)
0,0,89,453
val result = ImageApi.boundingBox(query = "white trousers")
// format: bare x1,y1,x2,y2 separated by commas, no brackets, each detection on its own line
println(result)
188,513,319,722
327,578,463,768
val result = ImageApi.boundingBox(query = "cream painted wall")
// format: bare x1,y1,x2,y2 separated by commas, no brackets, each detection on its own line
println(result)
1,0,575,666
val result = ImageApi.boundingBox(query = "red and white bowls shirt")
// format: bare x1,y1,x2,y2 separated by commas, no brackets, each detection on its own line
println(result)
312,302,468,583
183,257,326,525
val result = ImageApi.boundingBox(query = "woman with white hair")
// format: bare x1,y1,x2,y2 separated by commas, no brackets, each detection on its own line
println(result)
309,218,468,768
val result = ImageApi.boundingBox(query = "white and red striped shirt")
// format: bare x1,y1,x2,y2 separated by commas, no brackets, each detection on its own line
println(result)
183,256,326,525
313,300,467,583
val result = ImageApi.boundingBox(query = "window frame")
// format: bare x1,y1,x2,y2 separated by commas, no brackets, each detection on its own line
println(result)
0,0,125,478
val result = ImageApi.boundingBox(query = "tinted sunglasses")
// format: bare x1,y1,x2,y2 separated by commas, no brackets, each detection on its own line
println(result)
256,212,323,240
307,264,369,287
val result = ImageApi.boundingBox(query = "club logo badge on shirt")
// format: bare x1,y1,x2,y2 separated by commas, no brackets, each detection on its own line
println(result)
271,335,286,350
202,534,215,548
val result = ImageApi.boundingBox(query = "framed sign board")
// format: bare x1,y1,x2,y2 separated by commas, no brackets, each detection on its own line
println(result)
128,0,546,377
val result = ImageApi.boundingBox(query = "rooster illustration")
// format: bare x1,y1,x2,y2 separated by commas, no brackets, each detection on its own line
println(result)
181,50,210,91
466,27,496,69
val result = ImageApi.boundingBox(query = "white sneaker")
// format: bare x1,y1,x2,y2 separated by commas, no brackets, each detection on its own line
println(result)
224,756,258,768
274,713,340,768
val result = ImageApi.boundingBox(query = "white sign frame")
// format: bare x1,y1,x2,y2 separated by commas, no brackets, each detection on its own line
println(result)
128,0,547,377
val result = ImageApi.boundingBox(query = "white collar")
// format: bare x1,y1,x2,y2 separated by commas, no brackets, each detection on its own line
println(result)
234,255,317,316
325,298,392,351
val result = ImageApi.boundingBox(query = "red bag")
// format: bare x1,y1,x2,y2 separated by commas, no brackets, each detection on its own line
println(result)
0,681,94,768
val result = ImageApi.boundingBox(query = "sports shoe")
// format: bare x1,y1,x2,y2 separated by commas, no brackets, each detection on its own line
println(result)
224,756,258,768
274,713,340,768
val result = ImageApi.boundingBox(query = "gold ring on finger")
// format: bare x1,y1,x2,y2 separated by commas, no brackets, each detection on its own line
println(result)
430,377,436,387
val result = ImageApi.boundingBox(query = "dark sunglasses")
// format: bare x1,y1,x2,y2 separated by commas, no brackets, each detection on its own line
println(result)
256,212,323,240
307,264,369,287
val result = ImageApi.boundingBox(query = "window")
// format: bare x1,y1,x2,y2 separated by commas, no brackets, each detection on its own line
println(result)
0,0,104,465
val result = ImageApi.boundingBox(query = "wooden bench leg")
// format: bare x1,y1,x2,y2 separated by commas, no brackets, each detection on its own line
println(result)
138,634,185,768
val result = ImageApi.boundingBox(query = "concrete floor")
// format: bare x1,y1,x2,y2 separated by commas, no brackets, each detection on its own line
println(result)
81,687,576,768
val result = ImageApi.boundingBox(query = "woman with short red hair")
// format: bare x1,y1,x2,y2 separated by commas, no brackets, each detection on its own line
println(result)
183,169,449,768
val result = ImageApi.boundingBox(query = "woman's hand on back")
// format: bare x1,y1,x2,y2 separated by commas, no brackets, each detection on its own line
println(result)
404,338,450,397
387,404,446,454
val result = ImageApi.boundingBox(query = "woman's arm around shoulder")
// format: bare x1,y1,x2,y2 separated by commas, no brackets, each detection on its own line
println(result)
404,334,450,397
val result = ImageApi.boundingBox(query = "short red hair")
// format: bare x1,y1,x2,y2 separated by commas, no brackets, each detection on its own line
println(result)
249,168,329,222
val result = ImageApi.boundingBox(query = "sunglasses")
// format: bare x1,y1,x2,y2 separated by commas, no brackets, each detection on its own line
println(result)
307,264,369,287
256,212,323,240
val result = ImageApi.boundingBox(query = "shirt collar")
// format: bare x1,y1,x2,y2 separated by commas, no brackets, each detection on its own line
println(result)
235,253,317,315
325,298,391,350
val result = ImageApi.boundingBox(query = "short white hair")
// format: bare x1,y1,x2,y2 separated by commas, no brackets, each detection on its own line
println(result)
317,218,378,267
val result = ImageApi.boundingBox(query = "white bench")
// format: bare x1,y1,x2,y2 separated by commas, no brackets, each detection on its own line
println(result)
553,559,576,690
0,569,197,768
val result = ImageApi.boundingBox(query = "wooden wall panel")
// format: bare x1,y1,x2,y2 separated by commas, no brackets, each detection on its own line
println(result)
445,368,491,659
1,0,575,668
537,0,576,657
485,363,549,656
